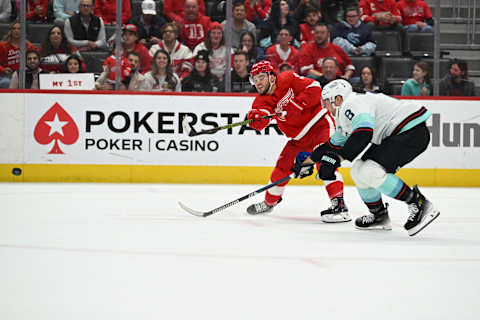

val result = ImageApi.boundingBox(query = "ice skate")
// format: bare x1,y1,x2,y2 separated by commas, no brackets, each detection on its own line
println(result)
320,196,351,223
404,185,440,236
355,204,392,230
246,198,282,215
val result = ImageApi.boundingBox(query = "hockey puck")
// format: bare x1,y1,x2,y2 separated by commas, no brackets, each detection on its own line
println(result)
12,168,22,176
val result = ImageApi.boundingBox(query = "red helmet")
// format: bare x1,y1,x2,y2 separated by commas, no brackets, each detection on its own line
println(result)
249,60,275,85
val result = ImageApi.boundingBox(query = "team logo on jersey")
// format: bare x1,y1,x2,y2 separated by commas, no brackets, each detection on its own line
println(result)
275,88,294,121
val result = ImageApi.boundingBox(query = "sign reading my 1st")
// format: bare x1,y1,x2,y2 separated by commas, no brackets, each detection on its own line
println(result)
40,73,95,90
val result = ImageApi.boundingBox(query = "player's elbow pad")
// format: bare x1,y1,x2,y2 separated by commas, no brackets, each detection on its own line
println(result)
338,128,373,162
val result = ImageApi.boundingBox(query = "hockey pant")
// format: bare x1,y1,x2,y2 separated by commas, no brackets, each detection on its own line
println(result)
264,116,344,206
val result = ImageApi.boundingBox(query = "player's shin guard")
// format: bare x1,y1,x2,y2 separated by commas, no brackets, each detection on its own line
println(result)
321,171,350,223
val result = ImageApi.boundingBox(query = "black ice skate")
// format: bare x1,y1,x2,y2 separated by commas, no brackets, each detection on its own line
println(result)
404,185,440,237
320,197,351,223
355,204,392,230
246,198,282,215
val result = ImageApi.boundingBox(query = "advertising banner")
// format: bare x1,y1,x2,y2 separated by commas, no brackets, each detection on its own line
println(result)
39,73,95,90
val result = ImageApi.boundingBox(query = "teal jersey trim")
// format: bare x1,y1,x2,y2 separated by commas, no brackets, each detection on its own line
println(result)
352,113,375,131
378,174,405,198
330,130,348,147
358,187,382,204
398,110,432,134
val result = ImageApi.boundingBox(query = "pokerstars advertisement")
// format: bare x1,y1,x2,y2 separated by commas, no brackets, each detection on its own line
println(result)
25,93,287,166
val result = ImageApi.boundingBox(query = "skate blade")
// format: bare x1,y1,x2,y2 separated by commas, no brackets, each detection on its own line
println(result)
407,210,440,237
355,223,392,231
321,214,352,223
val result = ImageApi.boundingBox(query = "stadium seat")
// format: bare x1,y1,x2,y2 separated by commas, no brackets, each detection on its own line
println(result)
423,58,450,79
27,23,55,44
373,31,402,56
81,51,110,74
0,23,10,39
350,56,379,78
378,57,416,83
404,32,434,57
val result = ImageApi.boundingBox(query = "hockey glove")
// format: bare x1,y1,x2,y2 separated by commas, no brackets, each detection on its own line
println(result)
318,151,341,181
291,152,315,179
247,109,270,131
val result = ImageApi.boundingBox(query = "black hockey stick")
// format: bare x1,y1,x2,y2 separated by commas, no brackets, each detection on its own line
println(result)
182,114,274,137
178,174,294,217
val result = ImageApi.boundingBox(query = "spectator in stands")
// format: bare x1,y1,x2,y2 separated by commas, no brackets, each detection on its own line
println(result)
95,46,131,90
94,0,131,25
193,22,233,80
0,21,36,88
439,59,476,96
144,49,181,92
124,51,148,90
239,30,265,69
317,57,343,87
53,0,80,25
331,7,376,56
128,0,166,49
244,0,272,27
353,65,385,93
121,24,152,73
279,61,295,72
265,27,300,73
27,0,48,22
230,51,254,93
299,6,322,46
359,0,402,30
321,0,359,27
259,0,300,49
180,0,211,50
164,0,205,25
63,54,84,73
149,22,193,80
299,23,354,80
64,0,107,51
38,25,83,73
221,1,256,49
10,50,46,88
292,0,321,24
397,0,434,33
182,49,223,92
0,0,12,22
401,60,431,96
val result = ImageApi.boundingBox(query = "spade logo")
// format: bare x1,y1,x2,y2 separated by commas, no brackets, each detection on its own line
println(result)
34,102,79,154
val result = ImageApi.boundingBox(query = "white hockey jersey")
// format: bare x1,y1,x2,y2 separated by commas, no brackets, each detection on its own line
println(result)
330,92,432,146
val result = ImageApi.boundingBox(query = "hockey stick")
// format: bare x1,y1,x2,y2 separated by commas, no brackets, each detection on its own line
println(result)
178,174,295,218
182,114,274,137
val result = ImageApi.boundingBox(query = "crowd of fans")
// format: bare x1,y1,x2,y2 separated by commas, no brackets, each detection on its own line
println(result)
0,0,476,95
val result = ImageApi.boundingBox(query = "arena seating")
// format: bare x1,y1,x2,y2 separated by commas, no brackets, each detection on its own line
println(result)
373,30,403,57
404,32,435,58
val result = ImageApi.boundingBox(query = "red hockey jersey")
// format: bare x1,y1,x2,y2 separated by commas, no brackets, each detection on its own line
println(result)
181,15,212,50
396,0,432,25
265,44,300,73
250,71,327,139
299,42,354,77
359,0,402,26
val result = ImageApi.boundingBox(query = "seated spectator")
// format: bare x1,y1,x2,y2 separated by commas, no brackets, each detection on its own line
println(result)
265,28,300,73
259,0,300,49
321,0,359,27
331,7,376,56
317,57,343,87
0,0,12,22
239,30,266,69
53,0,80,25
292,0,321,24
0,21,36,88
230,51,254,93
125,51,148,90
193,22,234,80
279,61,295,72
299,6,322,46
121,24,152,73
10,50,46,88
95,46,131,90
149,23,193,80
128,0,166,49
359,0,402,30
221,1,256,49
244,0,272,27
180,0,211,50
401,60,431,96
144,49,181,92
63,54,84,73
27,0,48,23
182,50,223,92
439,59,476,96
64,0,107,51
164,0,205,25
299,23,354,80
38,25,83,73
353,65,385,93
397,0,434,33
94,0,131,25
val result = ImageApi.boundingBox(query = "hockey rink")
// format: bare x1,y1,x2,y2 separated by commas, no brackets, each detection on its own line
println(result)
1,182,479,319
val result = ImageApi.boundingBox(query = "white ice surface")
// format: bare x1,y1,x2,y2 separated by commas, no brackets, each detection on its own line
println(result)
1,183,479,320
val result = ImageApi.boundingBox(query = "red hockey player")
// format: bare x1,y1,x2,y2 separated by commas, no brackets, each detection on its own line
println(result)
245,60,351,223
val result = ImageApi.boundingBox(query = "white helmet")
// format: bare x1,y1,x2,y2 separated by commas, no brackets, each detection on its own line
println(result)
321,79,353,107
